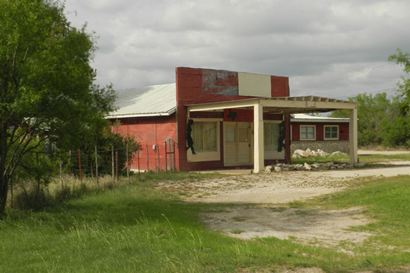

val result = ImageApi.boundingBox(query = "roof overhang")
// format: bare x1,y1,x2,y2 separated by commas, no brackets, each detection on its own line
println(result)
106,107,176,119
187,96,356,114
291,118,350,123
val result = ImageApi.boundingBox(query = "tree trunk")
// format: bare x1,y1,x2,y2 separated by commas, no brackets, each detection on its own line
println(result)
0,175,8,217
0,125,8,216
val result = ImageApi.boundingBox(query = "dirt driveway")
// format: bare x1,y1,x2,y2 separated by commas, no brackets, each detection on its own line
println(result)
159,165,410,204
157,164,410,247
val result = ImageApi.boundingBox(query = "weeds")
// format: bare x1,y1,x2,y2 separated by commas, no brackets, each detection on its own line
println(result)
8,172,221,211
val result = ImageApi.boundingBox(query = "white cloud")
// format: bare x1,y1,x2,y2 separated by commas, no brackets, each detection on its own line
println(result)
64,0,410,97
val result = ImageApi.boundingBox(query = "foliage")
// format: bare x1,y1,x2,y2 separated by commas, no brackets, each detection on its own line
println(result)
387,49,410,147
332,49,410,147
388,49,410,115
0,0,115,215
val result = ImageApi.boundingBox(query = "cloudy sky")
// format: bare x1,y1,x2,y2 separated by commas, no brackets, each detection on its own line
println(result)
64,0,410,98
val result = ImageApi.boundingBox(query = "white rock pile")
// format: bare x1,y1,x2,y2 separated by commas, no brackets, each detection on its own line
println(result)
265,162,354,173
292,148,347,159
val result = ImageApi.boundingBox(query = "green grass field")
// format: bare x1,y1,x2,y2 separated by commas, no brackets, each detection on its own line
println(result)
1,175,410,272
358,153,410,163
291,152,410,165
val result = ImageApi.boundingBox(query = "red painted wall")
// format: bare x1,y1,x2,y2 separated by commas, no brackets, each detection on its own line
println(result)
271,76,289,97
291,123,349,141
111,115,177,171
339,123,349,140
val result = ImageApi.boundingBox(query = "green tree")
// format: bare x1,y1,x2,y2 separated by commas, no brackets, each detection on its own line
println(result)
387,49,410,147
331,93,395,146
0,0,115,215
389,49,410,114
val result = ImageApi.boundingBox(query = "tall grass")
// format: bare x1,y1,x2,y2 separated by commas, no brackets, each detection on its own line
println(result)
8,172,221,210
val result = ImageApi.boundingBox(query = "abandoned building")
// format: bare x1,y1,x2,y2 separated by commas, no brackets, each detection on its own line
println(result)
107,67,357,173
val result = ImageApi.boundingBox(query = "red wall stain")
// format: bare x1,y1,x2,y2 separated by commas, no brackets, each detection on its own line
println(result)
190,111,224,119
223,109,253,122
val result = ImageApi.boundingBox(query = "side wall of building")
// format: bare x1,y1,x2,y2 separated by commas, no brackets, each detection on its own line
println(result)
290,122,349,153
111,115,177,171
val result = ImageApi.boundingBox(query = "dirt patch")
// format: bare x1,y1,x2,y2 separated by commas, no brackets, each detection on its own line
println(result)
203,206,371,247
156,166,408,248
237,267,325,273
158,172,357,204
280,268,325,273
157,166,410,205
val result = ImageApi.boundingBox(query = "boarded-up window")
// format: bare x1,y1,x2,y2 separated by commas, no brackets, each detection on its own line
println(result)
192,122,218,152
264,123,279,151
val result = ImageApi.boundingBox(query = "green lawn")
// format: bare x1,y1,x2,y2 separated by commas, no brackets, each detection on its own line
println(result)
291,152,410,165
1,175,410,272
358,153,410,163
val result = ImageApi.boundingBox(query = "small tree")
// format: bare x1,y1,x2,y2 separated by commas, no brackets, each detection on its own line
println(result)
388,49,410,147
0,0,115,215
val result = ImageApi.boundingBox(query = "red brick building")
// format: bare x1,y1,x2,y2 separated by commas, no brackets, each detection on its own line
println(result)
108,67,357,173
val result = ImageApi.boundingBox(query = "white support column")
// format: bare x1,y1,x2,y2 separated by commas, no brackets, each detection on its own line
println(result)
253,103,264,173
349,107,358,164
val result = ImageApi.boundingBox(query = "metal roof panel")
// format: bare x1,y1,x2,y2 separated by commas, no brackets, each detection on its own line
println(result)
107,83,176,119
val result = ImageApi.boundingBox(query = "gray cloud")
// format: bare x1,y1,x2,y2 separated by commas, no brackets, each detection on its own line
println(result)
65,0,410,98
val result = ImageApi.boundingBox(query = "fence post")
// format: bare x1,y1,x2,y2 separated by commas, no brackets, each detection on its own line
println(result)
115,149,119,182
95,145,99,185
157,145,160,172
59,160,63,188
164,141,168,172
137,150,140,174
111,145,115,181
146,144,149,171
172,141,176,171
77,149,83,181
68,150,72,176
126,141,130,182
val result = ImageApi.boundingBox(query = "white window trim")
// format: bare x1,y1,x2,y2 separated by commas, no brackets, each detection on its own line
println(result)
324,125,339,140
299,125,316,141
187,119,221,162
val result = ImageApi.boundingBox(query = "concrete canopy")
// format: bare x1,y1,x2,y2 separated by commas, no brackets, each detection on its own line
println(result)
187,96,358,173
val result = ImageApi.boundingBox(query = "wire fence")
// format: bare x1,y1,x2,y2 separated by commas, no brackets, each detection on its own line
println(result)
18,139,177,183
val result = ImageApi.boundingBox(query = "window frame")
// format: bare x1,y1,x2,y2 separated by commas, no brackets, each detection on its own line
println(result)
299,125,316,141
187,118,221,162
323,125,339,140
